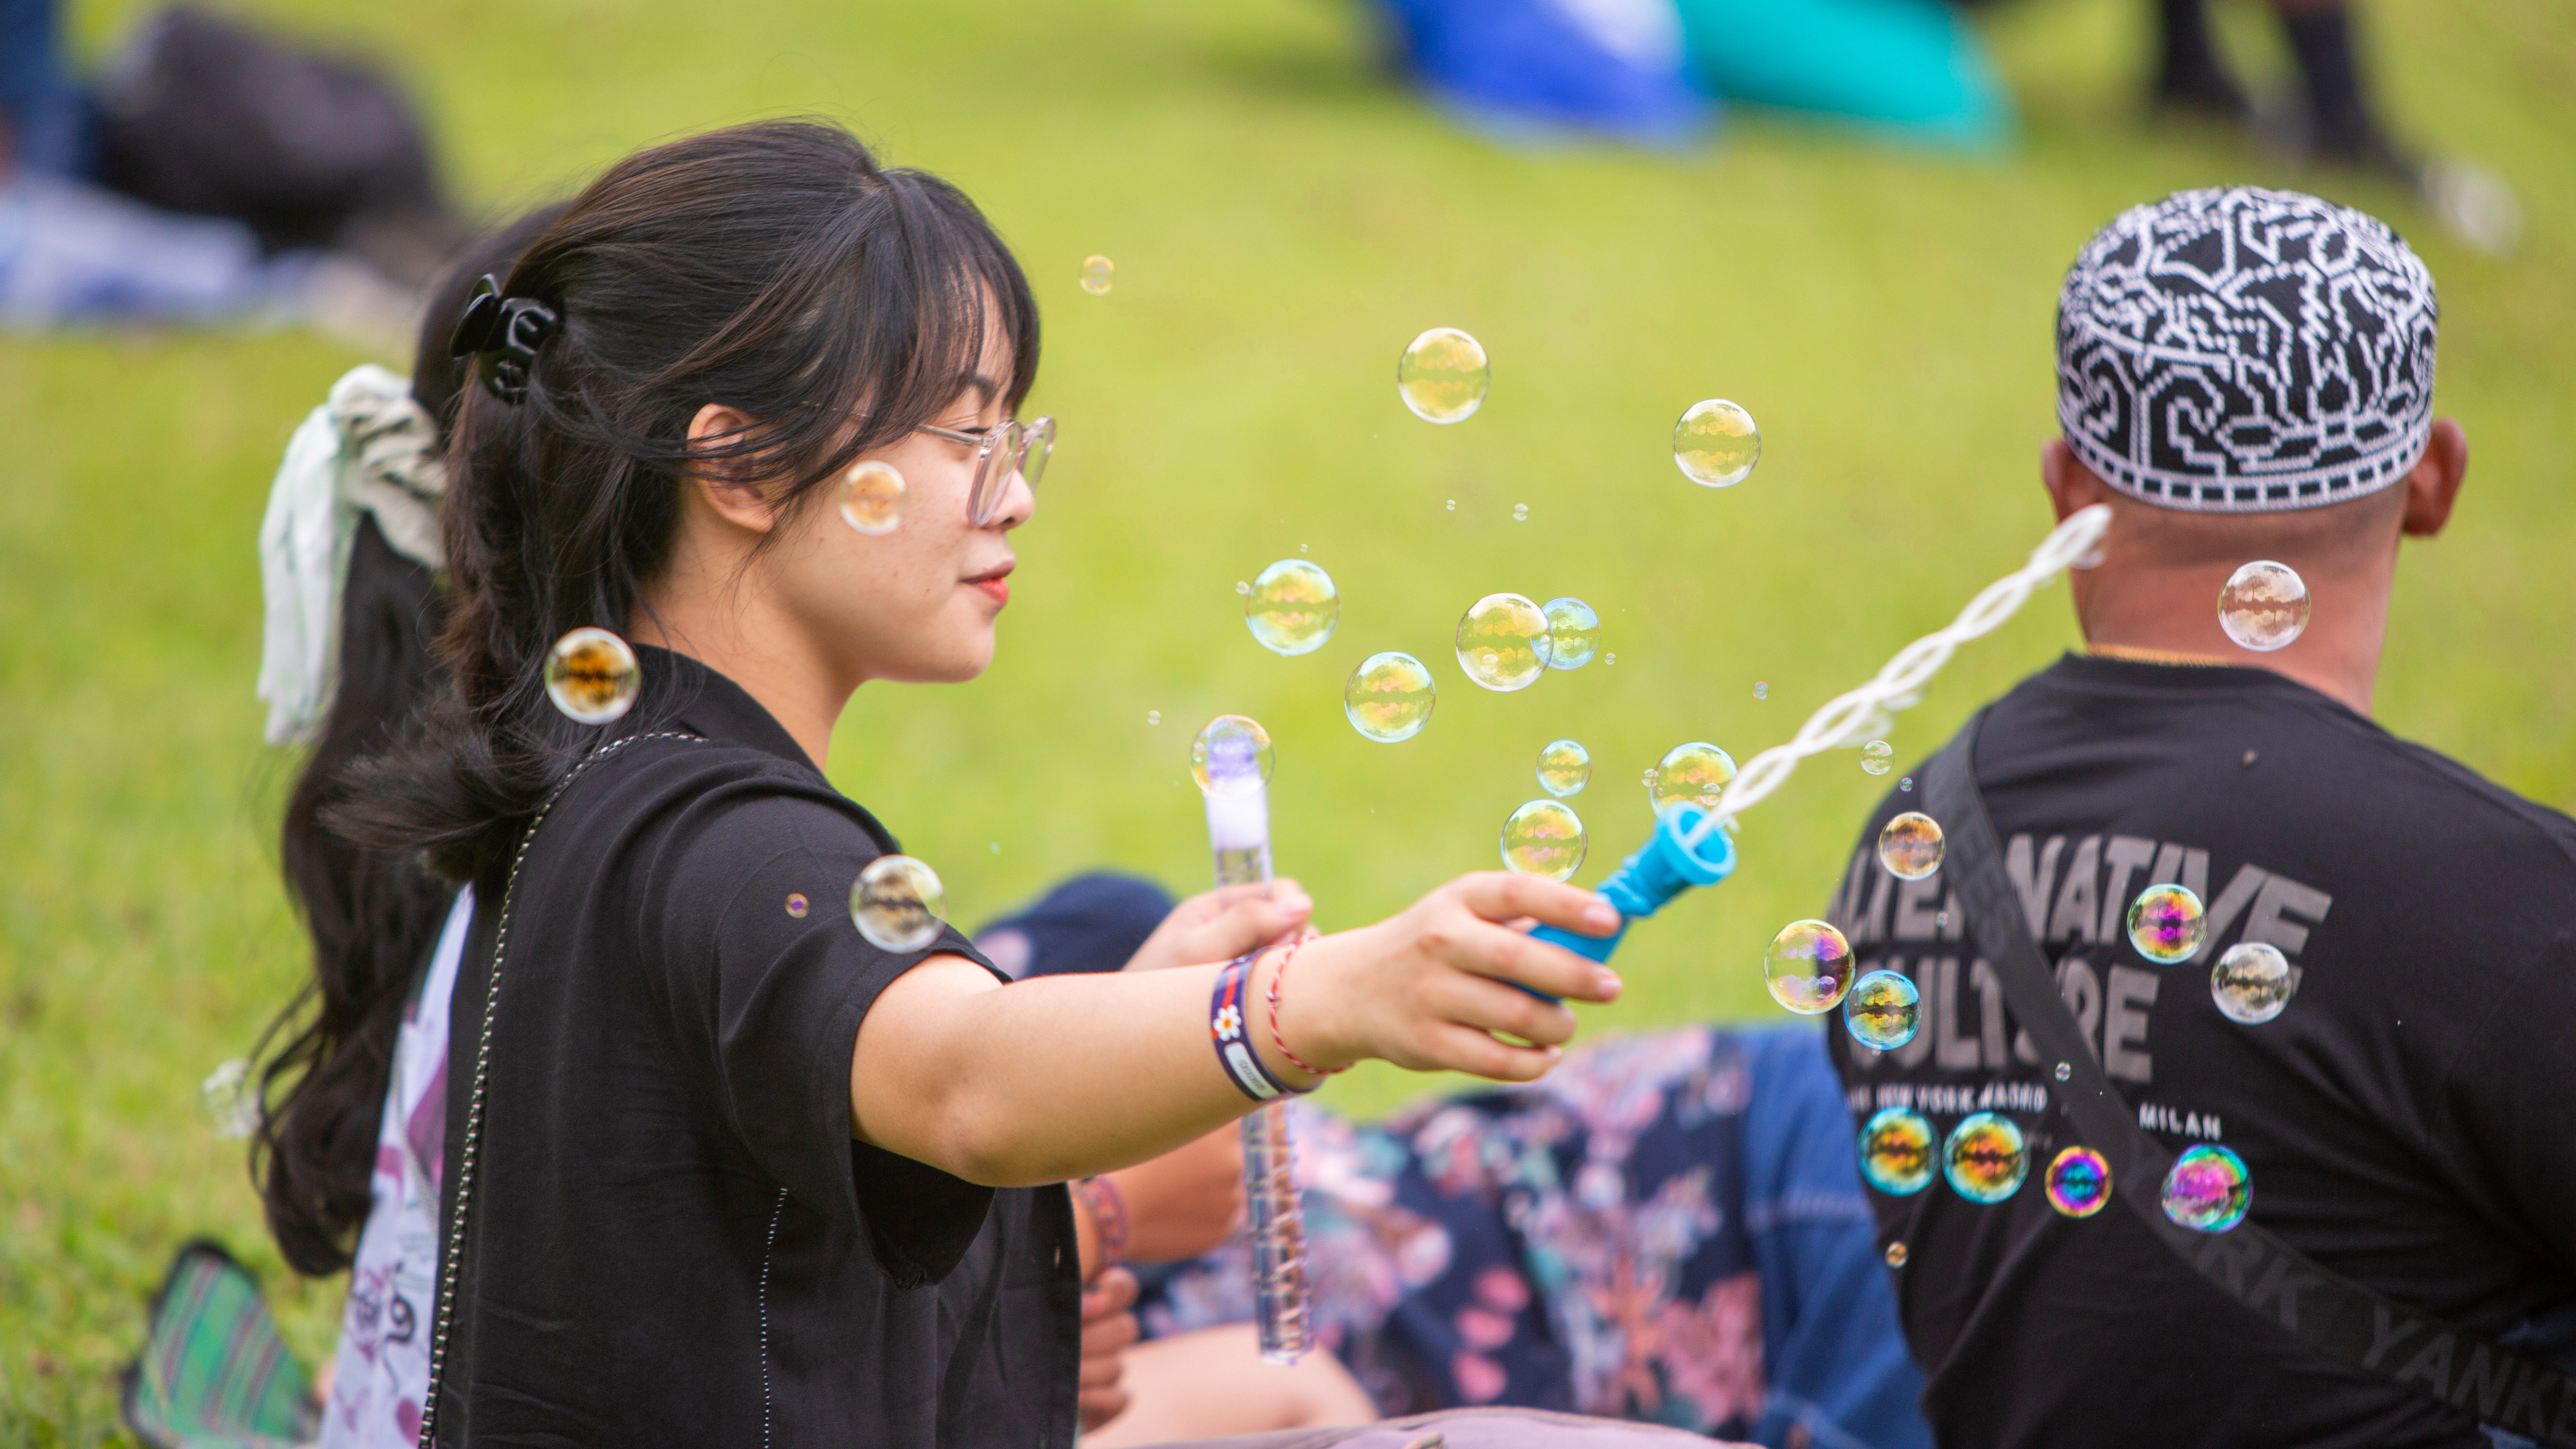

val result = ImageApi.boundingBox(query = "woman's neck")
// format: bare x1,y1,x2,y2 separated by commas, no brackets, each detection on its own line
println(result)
632,569,848,771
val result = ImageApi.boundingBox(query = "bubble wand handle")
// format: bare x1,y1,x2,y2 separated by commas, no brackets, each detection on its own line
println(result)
1528,505,2110,975
1205,780,1312,1365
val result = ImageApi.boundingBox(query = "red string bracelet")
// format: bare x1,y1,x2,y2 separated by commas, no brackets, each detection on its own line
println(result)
1264,937,1344,1082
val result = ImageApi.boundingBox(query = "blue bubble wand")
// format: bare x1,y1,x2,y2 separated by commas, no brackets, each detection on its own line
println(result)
1529,504,2111,967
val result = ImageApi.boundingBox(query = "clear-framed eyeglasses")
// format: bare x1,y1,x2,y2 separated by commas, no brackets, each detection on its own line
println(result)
917,415,1055,526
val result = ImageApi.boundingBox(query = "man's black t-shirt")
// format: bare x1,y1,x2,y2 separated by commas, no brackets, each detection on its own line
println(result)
1826,654,2576,1449
433,649,1079,1447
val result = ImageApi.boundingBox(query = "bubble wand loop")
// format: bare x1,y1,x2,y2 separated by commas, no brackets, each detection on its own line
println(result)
1528,504,2110,966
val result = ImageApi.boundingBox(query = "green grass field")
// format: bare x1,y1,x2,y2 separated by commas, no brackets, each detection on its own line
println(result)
3,0,2567,1434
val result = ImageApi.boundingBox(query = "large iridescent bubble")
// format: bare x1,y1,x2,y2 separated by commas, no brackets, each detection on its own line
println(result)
1398,328,1490,425
2127,884,2208,964
1245,559,1340,657
2160,1144,2250,1232
1539,598,1600,670
1943,1112,2029,1204
851,854,947,952
1455,593,1551,692
1650,742,1736,816
1671,398,1760,488
2045,1146,2111,1218
1843,969,1921,1051
2211,941,2297,1024
1344,652,1436,743
2217,560,2310,652
1500,799,1586,882
1859,1107,1935,1196
544,627,641,725
1876,812,1945,881
1763,919,1855,1014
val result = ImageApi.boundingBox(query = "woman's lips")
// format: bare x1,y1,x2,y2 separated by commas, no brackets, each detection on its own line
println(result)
967,562,1013,606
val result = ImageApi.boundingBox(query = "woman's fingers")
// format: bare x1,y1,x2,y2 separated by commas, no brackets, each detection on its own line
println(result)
1130,880,1314,973
1431,970,1584,1048
1416,1019,1562,1083
1438,915,1622,1004
1453,871,1620,936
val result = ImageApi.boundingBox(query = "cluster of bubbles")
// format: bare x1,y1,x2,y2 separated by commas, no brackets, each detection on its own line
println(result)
1499,799,1588,881
838,460,907,536
2160,1144,2251,1232
544,627,642,725
1762,918,1855,1014
1344,652,1439,742
1397,328,1492,425
1245,559,1342,657
1876,811,1946,881
851,854,948,953
1671,399,1762,488
1081,255,1114,296
2218,560,2310,652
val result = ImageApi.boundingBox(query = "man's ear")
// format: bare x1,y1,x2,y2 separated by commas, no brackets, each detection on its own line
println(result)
685,403,781,535
2400,418,2467,539
2041,438,2112,521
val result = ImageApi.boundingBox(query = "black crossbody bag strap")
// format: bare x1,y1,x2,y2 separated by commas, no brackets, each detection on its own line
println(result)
1922,715,2576,1445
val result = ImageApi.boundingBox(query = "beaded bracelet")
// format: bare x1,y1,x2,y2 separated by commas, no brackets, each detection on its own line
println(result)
1210,952,1293,1101
1070,1175,1129,1269
1263,937,1344,1081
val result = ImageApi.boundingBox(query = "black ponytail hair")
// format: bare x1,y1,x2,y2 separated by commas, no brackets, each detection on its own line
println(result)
254,205,567,1277
333,120,1039,884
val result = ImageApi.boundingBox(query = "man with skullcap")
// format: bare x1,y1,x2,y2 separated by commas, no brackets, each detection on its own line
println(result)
1824,188,2576,1448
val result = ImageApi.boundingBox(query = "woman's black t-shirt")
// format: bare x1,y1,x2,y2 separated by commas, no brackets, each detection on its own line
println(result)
431,649,1079,1446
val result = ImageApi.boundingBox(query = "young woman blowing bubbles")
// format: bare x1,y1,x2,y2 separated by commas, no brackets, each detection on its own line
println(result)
333,120,1621,1446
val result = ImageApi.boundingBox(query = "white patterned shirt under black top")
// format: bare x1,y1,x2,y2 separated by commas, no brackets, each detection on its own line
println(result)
321,887,471,1449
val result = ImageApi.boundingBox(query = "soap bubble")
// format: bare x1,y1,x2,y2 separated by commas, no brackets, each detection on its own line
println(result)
1245,559,1340,657
850,854,947,952
2160,1144,2250,1232
1344,652,1437,743
1763,919,1855,1014
200,1058,257,1140
1539,598,1599,669
1235,580,1252,596
1500,799,1586,881
1858,1107,1935,1196
1397,327,1490,425
1445,499,1456,511
1943,1112,2029,1205
1753,681,1767,700
838,460,907,536
1455,593,1551,691
1147,710,1161,725
2045,1146,2111,1218
1080,254,1114,295
2127,884,2208,965
1671,398,1761,488
1860,740,1893,776
1512,504,1528,522
1191,714,1275,798
544,627,641,725
785,893,809,918
2218,561,2310,652
2211,941,2296,1024
1843,969,1921,1051
1884,1242,1909,1267
1535,739,1592,797
1652,742,1737,815
1877,812,1946,881
1604,652,1615,665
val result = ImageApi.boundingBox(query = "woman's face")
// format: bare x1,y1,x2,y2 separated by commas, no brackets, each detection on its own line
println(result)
756,328,1035,689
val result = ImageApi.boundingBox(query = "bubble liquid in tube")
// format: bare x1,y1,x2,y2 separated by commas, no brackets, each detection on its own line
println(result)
1196,717,1311,1363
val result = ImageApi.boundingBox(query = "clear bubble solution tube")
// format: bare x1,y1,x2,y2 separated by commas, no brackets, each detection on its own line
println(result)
1202,736,1312,1364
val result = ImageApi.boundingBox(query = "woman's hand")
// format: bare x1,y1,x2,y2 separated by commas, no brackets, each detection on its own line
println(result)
1108,1128,1245,1264
1266,872,1622,1085
1125,880,1313,974
1079,1267,1141,1433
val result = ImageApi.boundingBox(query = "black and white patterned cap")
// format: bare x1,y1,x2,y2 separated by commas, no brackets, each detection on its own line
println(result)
2056,186,2437,513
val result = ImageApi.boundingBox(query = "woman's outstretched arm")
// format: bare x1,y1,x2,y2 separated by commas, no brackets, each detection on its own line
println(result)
850,871,1624,1187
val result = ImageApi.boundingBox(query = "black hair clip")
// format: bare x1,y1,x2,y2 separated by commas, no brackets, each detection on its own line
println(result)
448,274,560,404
